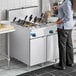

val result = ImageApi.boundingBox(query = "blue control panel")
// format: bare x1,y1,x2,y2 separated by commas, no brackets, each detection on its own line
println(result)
49,30,54,33
30,33,36,37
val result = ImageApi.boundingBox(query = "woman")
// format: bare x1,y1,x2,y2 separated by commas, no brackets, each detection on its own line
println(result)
55,0,74,70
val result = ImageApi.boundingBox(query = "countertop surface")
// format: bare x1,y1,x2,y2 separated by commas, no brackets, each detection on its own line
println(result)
0,21,15,34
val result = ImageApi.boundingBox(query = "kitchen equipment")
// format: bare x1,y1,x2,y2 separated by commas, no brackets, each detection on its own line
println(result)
22,15,28,25
38,13,44,23
40,13,44,18
33,16,37,23
10,22,59,66
13,17,17,22
17,19,24,25
12,15,28,26
29,15,33,22
24,15,28,21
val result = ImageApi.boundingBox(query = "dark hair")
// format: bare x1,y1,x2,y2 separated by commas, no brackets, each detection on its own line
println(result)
53,2,58,6
70,0,73,9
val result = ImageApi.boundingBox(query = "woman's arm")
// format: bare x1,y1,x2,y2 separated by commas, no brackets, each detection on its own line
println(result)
55,19,63,24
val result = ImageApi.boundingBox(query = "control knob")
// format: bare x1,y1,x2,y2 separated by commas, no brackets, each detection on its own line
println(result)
49,30,54,33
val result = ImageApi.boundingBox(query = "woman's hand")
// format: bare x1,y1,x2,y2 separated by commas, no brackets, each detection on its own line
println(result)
55,19,63,24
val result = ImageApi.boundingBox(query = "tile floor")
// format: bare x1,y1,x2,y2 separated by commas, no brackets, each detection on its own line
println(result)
0,58,56,76
18,64,76,76
0,54,76,76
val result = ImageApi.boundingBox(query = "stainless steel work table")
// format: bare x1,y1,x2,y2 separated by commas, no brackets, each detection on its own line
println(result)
0,26,15,69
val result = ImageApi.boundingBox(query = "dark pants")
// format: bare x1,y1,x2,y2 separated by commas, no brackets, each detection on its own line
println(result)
58,28,73,67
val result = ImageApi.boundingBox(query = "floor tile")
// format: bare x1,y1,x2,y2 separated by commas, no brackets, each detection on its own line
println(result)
50,70,71,76
17,66,55,76
17,71,37,76
71,64,76,69
61,67,76,73
0,55,76,76
69,71,76,76
33,68,47,75
38,72,54,76
43,65,56,72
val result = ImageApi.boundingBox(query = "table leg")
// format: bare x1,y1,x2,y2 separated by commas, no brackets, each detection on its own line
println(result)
7,33,10,69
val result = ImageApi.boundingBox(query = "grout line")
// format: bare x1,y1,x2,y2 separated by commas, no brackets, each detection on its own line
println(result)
57,67,76,76
60,71,73,76
67,70,76,74
36,70,56,76
50,70,72,76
